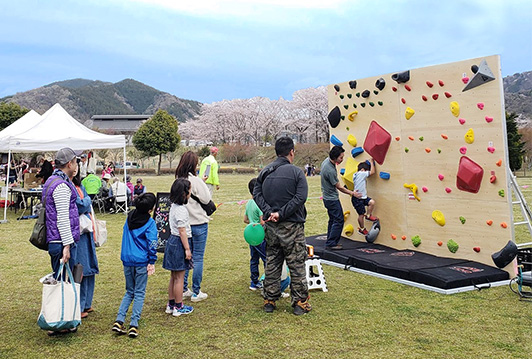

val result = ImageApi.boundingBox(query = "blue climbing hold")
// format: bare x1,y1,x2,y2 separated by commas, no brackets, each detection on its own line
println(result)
330,135,343,146
351,147,364,158
379,172,390,180
340,168,345,175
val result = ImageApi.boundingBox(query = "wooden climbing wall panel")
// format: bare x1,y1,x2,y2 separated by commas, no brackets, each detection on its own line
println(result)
327,55,513,273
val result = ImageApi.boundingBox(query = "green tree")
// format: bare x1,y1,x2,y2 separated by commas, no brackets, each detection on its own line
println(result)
133,109,180,175
0,102,30,131
506,112,525,172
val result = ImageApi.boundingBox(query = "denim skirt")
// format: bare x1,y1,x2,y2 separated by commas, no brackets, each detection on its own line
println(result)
163,234,193,271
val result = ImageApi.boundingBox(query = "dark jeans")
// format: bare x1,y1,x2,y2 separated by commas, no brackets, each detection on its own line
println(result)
323,199,344,247
48,242,78,280
250,241,267,285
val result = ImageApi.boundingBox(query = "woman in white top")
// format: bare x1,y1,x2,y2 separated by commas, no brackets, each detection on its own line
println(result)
174,151,212,302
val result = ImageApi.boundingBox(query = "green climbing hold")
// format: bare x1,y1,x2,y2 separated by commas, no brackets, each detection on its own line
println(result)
419,136,424,141
373,90,379,95
344,104,349,109
498,189,505,197
404,147,409,153
346,127,350,131
340,95,344,99
369,102,375,107
378,101,383,106
361,103,366,107
437,148,441,154
459,216,466,224
353,104,357,108
447,239,459,253
347,93,352,99
356,92,360,97
340,115,345,120
411,235,421,247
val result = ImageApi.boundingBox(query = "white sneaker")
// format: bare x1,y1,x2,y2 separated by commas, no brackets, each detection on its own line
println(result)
183,289,193,299
281,292,290,298
165,304,173,314
191,291,208,302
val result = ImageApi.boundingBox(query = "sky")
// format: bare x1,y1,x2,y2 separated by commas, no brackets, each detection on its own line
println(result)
1,0,531,104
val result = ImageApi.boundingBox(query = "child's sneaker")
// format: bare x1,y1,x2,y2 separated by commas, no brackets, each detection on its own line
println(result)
112,321,126,335
358,227,369,236
183,289,193,299
172,304,194,317
281,292,290,298
249,282,263,291
165,303,174,314
127,326,139,338
365,215,378,222
191,291,208,302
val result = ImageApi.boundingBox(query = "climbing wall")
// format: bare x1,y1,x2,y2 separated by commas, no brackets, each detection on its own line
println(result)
327,55,514,273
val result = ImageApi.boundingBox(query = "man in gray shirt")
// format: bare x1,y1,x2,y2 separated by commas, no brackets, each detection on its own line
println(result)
320,146,359,250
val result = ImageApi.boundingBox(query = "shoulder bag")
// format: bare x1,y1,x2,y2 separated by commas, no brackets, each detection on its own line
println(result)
29,177,60,250
190,193,217,216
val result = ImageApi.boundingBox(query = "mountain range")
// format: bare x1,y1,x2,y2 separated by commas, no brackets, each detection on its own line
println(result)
1,71,531,125
1,78,202,123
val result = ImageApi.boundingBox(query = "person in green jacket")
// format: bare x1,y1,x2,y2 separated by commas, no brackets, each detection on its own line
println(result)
199,147,220,196
82,171,102,199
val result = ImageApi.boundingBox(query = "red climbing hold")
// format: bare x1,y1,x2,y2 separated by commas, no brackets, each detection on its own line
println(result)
422,95,428,101
392,86,397,92
438,80,444,87
485,116,493,123
395,136,400,141
437,241,443,246
401,98,406,104
432,94,439,100
426,81,434,88
473,247,481,253
444,92,452,98
462,77,469,84
405,85,412,91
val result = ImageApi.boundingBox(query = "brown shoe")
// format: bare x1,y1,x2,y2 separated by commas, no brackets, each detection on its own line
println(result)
293,298,312,316
85,307,94,313
81,311,89,319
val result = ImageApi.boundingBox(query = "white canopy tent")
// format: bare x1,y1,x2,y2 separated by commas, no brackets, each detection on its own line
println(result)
0,110,42,144
1,103,127,223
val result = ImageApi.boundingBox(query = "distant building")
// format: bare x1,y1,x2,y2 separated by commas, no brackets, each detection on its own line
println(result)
89,115,151,144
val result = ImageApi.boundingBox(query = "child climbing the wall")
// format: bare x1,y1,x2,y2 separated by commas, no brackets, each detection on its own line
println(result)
352,158,378,235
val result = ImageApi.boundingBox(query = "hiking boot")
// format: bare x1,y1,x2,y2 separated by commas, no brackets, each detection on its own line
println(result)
191,291,208,302
358,228,369,236
365,215,378,222
263,299,276,313
172,305,194,317
127,326,139,338
112,321,126,335
293,298,312,316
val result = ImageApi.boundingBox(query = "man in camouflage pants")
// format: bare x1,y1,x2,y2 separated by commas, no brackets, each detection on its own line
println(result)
253,137,311,315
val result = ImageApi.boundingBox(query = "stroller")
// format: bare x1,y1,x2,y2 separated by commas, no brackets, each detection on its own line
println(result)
509,247,532,301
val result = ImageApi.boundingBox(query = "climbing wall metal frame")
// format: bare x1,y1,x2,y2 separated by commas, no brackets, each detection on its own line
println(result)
509,171,532,248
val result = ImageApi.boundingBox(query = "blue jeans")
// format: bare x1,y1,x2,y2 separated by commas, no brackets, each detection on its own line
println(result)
184,223,208,294
323,199,344,247
116,266,148,327
250,241,267,284
80,275,95,312
48,242,78,280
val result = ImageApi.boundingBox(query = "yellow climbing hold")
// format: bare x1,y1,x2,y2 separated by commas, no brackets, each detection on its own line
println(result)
347,134,357,147
432,210,446,226
404,183,420,201
341,157,358,191
344,224,355,236
405,107,415,120
464,128,474,144
343,210,351,221
450,101,460,117
348,111,358,121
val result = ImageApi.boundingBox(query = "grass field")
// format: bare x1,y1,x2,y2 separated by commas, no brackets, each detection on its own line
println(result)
1,174,532,359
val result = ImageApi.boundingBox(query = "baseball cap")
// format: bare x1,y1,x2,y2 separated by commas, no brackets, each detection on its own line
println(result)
55,147,82,166
136,178,143,183
210,146,219,154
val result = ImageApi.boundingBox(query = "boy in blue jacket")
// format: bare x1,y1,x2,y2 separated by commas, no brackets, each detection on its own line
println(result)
112,193,158,338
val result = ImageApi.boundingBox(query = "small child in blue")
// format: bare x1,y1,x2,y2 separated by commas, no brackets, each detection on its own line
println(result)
112,193,158,338
351,158,378,236
244,178,267,291
164,178,194,317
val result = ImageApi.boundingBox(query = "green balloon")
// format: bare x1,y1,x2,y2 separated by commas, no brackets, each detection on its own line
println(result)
244,223,265,246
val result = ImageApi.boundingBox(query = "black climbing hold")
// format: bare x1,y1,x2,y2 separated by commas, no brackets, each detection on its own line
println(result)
353,104,357,108
328,106,341,128
356,92,360,97
347,93,352,99
344,104,349,109
391,70,410,84
339,94,344,99
349,80,357,89
471,65,479,74
360,103,366,108
369,102,375,107
373,90,379,95
334,84,340,91
361,90,370,98
375,77,386,90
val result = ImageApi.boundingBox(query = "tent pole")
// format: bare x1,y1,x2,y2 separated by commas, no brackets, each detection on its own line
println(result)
123,144,127,214
1,150,12,223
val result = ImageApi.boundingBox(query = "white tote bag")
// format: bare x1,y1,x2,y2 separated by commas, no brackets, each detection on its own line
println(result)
79,214,93,234
37,263,81,331
90,206,107,247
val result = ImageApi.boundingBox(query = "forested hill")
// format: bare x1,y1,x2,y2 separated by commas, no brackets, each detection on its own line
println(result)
1,78,202,123
504,71,532,124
